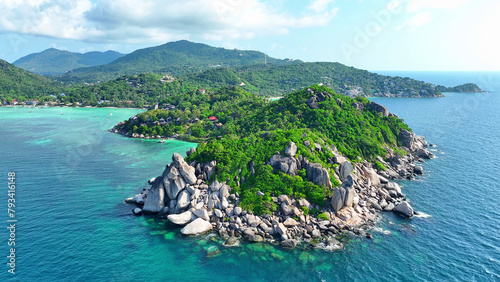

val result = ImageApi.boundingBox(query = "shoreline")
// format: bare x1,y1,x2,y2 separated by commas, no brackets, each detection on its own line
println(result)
0,105,145,110
124,129,434,250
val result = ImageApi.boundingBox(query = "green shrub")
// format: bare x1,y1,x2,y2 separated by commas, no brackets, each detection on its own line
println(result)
301,206,309,215
374,161,387,171
317,212,329,221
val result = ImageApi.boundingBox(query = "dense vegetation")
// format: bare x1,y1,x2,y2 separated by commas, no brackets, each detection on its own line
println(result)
1,40,483,107
0,59,64,102
118,85,411,214
437,83,484,93
57,40,294,83
13,48,124,76
184,62,447,98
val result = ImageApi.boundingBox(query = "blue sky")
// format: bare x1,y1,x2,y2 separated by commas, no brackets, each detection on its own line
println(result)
0,0,498,71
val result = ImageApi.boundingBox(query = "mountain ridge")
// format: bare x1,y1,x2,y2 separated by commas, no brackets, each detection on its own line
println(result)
13,48,125,76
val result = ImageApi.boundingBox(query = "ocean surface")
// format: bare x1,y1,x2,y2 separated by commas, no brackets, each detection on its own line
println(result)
1,72,500,281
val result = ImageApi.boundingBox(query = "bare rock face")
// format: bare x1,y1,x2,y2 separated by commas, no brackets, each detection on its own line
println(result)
283,217,298,227
362,166,380,187
393,201,414,218
270,153,299,176
180,218,212,235
285,141,298,157
306,96,319,109
164,175,185,200
343,186,356,208
352,102,364,110
331,175,355,212
168,210,194,225
304,162,332,189
142,177,165,213
179,162,197,185
331,187,345,212
339,162,354,181
367,102,389,117
400,129,429,152
176,190,191,210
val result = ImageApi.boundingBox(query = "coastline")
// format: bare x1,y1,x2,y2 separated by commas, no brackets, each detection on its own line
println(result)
0,105,145,110
124,129,434,250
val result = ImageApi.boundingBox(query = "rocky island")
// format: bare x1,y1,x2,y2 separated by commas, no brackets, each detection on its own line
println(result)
121,85,434,249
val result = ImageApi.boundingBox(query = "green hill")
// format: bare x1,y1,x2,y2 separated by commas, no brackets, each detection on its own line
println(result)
114,85,411,213
436,83,484,93
13,48,124,76
0,59,62,101
59,40,294,83
183,62,445,97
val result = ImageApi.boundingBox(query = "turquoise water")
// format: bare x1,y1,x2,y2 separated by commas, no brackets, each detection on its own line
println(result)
1,72,500,281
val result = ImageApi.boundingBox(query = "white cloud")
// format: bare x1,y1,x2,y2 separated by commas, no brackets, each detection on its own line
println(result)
308,0,335,13
406,0,470,13
0,0,339,44
395,11,431,31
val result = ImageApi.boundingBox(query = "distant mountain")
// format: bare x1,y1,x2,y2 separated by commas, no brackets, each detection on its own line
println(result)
58,40,297,83
0,59,62,99
13,48,125,76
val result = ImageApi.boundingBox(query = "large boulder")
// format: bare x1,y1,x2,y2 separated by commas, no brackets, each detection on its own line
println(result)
400,129,427,151
362,166,380,187
164,176,185,200
343,186,356,208
306,96,319,109
193,208,210,221
163,165,180,180
270,153,298,176
416,149,434,159
339,162,354,181
352,102,364,111
176,190,191,210
275,223,287,235
305,162,332,189
180,218,212,235
285,141,298,157
331,187,346,211
393,201,414,217
179,162,197,185
283,218,299,227
367,102,389,117
167,210,194,225
142,178,165,213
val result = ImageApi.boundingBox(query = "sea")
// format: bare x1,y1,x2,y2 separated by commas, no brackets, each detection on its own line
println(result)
1,72,499,281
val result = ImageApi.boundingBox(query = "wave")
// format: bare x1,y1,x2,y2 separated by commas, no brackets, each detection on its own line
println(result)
414,211,432,218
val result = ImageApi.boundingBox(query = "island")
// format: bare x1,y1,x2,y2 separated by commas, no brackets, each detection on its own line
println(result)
1,40,485,108
121,85,434,249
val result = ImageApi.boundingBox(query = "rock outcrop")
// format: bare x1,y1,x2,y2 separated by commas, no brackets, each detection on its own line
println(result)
180,218,212,235
127,133,430,250
142,178,165,213
367,102,389,117
393,201,414,218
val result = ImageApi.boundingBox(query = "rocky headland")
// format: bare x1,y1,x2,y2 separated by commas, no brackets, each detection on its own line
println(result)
125,128,433,250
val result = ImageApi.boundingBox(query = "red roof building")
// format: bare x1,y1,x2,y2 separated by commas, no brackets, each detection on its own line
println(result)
208,116,218,121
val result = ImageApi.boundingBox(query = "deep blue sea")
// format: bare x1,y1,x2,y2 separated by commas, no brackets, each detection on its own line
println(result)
1,72,500,281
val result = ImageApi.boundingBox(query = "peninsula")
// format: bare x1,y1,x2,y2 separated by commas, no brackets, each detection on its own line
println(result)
122,85,434,249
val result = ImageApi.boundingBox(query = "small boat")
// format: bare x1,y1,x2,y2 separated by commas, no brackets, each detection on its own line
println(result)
29,110,33,113
110,113,113,115
158,140,166,143
61,112,64,115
